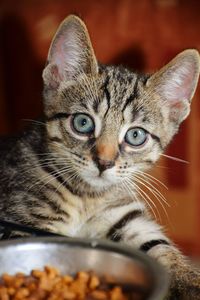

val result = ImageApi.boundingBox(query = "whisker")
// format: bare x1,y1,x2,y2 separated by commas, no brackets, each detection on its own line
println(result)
55,168,80,195
132,175,169,222
21,159,76,175
120,179,138,205
27,164,76,192
125,177,160,221
134,170,168,190
22,119,46,126
133,173,169,207
154,165,170,170
161,153,189,164
130,172,173,227
121,179,146,212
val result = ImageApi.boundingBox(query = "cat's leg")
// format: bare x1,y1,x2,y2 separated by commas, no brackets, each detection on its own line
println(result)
107,209,200,300
83,202,200,299
148,244,200,300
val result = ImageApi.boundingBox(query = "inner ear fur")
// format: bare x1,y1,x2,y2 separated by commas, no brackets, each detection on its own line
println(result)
147,49,200,123
43,15,98,88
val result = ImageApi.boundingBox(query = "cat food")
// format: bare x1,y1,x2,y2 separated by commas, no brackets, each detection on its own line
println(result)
0,266,141,300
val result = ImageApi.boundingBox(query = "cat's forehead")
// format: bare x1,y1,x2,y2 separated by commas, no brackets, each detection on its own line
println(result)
59,65,158,124
101,65,138,104
100,66,152,117
60,65,138,108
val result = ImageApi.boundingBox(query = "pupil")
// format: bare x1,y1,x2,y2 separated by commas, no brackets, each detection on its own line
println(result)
133,131,138,138
81,119,87,126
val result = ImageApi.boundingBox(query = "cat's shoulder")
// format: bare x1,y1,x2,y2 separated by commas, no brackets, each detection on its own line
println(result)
0,135,19,154
0,122,45,158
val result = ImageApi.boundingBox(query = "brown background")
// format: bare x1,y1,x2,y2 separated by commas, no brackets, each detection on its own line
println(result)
0,0,200,257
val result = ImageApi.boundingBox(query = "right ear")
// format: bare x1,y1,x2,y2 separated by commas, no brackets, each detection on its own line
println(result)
146,49,200,124
42,15,98,89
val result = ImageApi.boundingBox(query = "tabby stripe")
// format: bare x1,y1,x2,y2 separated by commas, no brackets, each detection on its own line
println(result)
43,196,70,218
151,134,164,150
45,183,65,200
48,137,63,143
109,232,122,242
92,76,110,113
104,85,111,109
106,210,142,241
80,102,88,110
44,184,70,217
43,164,84,197
0,219,61,237
92,98,100,113
68,150,85,160
140,239,170,252
151,134,160,143
26,188,69,218
30,212,64,222
122,76,139,112
46,113,69,122
102,77,111,116
42,165,75,195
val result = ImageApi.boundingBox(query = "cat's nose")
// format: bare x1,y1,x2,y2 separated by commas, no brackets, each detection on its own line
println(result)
96,158,115,173
94,141,118,173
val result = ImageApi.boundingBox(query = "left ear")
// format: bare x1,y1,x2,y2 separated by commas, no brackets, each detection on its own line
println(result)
42,15,98,89
147,49,200,124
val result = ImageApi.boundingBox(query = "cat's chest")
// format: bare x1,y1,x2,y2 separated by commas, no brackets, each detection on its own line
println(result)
48,189,107,237
47,187,143,239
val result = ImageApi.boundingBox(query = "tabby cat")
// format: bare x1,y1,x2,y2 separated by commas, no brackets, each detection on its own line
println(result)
0,15,200,299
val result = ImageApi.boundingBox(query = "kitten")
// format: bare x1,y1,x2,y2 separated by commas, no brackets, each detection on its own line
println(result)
0,15,200,299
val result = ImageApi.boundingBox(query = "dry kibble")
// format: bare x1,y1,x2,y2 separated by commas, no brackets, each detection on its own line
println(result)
2,273,14,285
77,271,90,283
14,287,30,299
31,270,45,279
89,274,100,290
0,267,130,300
44,266,60,279
0,287,9,300
90,290,108,299
110,287,127,300
16,273,25,278
63,275,73,284
7,287,15,296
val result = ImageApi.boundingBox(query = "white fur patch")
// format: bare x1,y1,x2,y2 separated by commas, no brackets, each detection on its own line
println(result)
47,120,63,139
122,217,169,248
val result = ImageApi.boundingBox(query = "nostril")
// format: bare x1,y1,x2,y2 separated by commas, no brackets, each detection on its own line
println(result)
96,158,115,172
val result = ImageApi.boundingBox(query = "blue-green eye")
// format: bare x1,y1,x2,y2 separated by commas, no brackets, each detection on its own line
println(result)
125,127,148,147
72,113,95,134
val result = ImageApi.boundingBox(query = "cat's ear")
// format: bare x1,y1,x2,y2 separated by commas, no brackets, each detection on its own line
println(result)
43,15,98,88
147,49,200,123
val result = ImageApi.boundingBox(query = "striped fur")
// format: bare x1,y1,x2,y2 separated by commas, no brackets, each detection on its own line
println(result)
0,15,200,299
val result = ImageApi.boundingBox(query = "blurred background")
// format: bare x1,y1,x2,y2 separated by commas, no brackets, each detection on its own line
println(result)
0,0,200,257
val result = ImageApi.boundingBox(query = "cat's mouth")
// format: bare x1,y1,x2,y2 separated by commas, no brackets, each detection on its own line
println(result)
81,167,120,190
87,175,116,189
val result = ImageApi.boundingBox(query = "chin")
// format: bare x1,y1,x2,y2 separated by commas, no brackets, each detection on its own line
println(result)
81,169,120,191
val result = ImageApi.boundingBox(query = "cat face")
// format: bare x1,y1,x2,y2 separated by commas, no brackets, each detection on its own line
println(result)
42,15,200,193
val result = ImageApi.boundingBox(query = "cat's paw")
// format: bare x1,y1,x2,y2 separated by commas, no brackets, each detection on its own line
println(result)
149,245,200,299
167,264,200,300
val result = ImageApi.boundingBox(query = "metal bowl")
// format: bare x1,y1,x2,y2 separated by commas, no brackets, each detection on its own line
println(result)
0,237,169,299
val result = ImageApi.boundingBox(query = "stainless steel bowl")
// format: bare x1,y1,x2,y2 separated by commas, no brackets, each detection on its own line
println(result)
0,237,169,299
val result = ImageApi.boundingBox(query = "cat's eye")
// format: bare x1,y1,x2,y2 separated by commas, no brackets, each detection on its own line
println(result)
72,113,95,135
125,127,148,147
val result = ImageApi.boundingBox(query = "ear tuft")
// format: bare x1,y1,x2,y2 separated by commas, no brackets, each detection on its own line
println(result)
42,15,98,88
148,49,200,123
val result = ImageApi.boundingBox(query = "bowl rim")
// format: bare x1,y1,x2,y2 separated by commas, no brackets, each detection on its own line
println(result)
0,236,169,299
